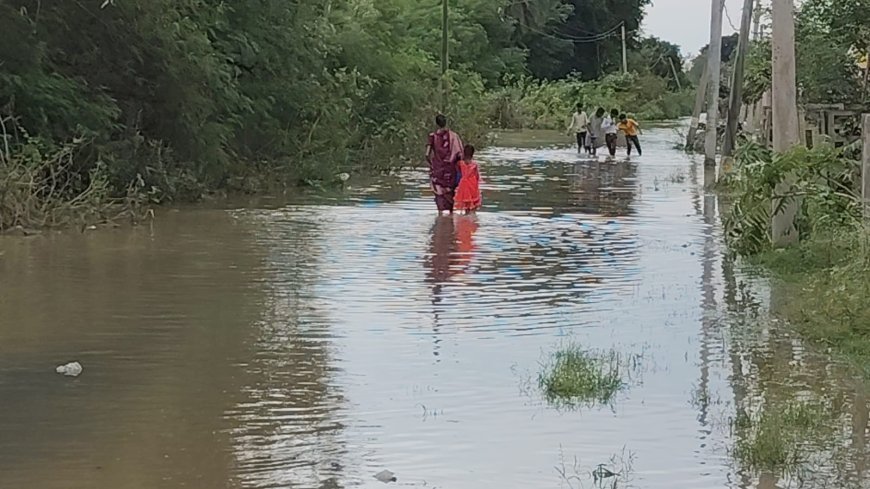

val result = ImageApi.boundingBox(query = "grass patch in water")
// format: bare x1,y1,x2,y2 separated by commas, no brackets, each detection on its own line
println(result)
732,400,834,475
538,344,625,407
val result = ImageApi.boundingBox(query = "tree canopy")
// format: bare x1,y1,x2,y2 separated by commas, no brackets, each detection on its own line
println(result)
743,0,870,105
0,0,687,206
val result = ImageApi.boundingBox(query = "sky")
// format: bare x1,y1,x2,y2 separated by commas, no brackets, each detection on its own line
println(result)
642,0,745,57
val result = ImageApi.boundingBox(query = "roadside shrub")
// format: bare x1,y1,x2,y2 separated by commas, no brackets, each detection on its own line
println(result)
722,142,861,256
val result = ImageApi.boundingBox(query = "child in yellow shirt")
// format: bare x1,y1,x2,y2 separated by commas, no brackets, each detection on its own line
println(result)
618,114,642,156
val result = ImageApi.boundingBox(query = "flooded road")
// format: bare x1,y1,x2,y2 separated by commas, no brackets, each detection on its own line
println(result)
1,126,868,489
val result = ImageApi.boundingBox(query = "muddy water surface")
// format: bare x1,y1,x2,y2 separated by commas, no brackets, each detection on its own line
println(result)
1,126,868,489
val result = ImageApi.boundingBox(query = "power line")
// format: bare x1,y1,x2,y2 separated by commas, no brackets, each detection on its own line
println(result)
518,21,626,43
723,4,739,31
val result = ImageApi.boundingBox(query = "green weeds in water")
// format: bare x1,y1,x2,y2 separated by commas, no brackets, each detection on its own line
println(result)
555,445,637,489
732,400,834,476
667,169,687,184
538,345,627,408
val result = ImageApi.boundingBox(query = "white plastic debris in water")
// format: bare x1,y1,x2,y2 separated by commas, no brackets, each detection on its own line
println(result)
337,173,350,182
56,362,83,377
373,470,396,483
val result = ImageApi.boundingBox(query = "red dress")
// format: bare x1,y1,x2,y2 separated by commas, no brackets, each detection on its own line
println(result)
454,160,481,211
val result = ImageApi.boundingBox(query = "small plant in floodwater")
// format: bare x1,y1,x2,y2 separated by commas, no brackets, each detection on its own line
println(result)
555,445,637,489
667,169,686,184
538,344,625,408
732,399,835,476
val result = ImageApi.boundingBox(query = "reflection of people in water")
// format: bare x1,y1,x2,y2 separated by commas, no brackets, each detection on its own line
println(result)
424,216,456,360
424,216,479,285
424,216,479,358
424,216,456,284
453,215,479,273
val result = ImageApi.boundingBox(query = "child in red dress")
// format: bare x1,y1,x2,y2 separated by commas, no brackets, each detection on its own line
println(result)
454,145,482,213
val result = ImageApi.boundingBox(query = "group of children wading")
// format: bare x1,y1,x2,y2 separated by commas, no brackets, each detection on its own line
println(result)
567,103,642,157
425,106,644,215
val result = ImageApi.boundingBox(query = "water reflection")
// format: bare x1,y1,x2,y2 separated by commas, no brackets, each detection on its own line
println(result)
425,216,458,285
569,160,637,216
226,214,351,488
480,149,637,217
706,167,870,488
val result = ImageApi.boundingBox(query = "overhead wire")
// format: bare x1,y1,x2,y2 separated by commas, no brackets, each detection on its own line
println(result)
723,4,739,31
518,21,626,43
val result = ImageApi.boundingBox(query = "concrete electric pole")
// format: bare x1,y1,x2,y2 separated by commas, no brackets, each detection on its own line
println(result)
621,24,628,73
704,0,725,167
721,0,756,173
771,0,800,246
687,65,710,150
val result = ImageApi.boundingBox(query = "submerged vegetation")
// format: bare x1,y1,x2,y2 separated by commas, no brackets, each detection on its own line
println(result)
718,0,870,367
538,344,627,408
0,0,692,231
732,400,834,475
721,138,870,373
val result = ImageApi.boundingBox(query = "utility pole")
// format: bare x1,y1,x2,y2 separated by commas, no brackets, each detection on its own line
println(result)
751,1,763,40
667,57,683,91
744,3,765,134
621,24,628,73
441,0,449,110
721,0,756,173
704,0,725,167
687,65,710,150
771,0,800,246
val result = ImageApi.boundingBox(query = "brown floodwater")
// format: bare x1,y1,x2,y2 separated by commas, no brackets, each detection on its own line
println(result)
0,126,868,489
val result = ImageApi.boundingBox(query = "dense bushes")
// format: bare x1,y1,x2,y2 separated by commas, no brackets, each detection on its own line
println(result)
0,0,499,227
0,0,691,230
742,0,870,106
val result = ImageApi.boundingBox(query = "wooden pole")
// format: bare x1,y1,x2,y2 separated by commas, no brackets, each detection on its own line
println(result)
621,24,628,73
704,0,725,167
771,0,800,246
441,0,449,110
668,57,683,91
721,0,755,169
687,65,710,150
863,114,870,219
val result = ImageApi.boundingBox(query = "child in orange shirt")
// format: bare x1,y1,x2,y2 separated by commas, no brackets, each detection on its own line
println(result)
454,145,482,213
618,114,642,156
